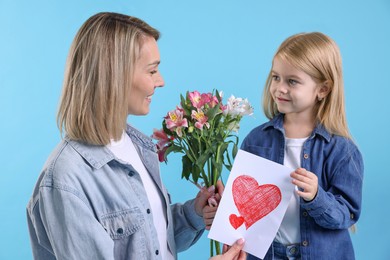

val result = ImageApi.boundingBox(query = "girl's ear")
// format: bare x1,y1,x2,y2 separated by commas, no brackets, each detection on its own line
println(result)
318,80,331,100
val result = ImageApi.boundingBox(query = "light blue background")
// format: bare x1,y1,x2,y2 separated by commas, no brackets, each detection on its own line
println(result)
1,1,389,259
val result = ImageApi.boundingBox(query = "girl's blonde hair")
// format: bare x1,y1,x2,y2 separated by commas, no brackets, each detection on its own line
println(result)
57,12,160,145
263,32,351,138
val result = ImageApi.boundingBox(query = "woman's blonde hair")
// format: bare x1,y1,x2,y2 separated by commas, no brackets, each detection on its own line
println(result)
57,12,160,145
263,32,351,138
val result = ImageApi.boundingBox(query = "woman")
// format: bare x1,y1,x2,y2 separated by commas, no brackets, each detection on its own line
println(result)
27,12,223,260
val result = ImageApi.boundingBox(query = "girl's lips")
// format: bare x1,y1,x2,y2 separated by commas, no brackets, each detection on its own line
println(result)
277,97,290,102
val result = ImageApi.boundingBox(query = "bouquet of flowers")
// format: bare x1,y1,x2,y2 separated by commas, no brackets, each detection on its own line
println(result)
152,90,253,256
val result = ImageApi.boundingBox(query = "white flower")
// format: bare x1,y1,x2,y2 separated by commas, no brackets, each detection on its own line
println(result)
223,95,254,117
227,121,240,132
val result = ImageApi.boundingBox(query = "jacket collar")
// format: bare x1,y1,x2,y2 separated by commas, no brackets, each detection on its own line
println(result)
262,113,331,142
65,124,157,169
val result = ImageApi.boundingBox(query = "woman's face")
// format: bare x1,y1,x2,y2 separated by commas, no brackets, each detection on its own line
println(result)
128,36,164,115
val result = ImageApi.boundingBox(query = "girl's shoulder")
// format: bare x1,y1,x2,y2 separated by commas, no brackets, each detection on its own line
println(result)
321,134,363,167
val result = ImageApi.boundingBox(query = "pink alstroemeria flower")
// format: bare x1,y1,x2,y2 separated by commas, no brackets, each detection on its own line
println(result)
188,91,202,108
200,93,219,108
157,145,169,162
152,128,172,147
165,107,188,137
191,109,210,129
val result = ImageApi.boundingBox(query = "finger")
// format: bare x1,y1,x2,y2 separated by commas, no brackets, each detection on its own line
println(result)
215,193,222,203
222,244,230,254
203,206,218,218
215,179,225,197
237,250,247,260
294,168,317,180
194,185,216,216
296,187,318,201
223,238,245,258
292,179,312,190
208,196,218,207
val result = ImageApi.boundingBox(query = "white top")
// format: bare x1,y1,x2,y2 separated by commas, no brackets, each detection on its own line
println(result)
106,131,174,260
275,137,308,245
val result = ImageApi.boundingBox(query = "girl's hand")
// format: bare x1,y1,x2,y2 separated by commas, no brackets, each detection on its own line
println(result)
290,168,318,202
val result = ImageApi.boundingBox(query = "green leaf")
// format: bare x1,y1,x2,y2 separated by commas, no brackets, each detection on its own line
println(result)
195,148,212,170
180,92,192,116
192,164,201,184
232,143,238,158
165,144,184,157
205,104,222,121
181,155,192,180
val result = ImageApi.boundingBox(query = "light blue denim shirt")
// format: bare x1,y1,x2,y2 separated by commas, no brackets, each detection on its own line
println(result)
242,114,364,260
27,125,205,260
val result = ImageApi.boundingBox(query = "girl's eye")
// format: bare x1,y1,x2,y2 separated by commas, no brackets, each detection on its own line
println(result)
272,75,280,81
288,79,298,85
150,70,157,75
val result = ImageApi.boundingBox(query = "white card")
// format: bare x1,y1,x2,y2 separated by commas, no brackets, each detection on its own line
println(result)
208,149,296,259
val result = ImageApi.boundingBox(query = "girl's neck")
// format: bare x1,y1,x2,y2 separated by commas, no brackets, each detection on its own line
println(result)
283,114,315,138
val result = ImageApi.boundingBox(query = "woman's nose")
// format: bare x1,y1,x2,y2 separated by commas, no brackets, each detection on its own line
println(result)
155,73,164,88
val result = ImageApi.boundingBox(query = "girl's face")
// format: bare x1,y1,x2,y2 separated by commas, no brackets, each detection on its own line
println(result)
128,36,164,115
270,56,323,121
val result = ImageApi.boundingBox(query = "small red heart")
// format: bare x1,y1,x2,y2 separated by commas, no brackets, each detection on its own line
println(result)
229,214,245,229
232,175,281,229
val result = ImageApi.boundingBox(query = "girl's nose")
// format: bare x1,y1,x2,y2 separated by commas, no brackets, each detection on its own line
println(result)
276,83,288,94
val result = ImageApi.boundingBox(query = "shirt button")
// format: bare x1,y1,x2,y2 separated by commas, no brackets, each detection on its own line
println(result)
350,213,354,219
155,250,159,255
303,154,309,159
147,208,151,214
117,228,124,234
303,211,308,217
302,240,309,247
128,170,135,177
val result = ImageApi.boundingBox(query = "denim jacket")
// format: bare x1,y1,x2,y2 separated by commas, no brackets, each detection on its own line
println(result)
241,114,363,260
27,125,205,260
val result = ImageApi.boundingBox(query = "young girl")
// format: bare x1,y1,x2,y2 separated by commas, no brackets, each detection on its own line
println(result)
241,32,363,259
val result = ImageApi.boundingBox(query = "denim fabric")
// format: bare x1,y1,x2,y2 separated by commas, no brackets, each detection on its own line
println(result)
241,114,363,260
248,242,300,260
27,125,205,260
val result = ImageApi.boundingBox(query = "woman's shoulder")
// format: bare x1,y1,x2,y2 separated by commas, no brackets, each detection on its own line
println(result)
41,138,114,187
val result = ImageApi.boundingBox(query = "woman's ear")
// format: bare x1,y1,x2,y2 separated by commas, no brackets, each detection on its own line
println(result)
318,80,331,100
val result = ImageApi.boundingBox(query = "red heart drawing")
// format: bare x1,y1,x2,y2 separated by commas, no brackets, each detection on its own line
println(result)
229,175,282,229
229,214,245,229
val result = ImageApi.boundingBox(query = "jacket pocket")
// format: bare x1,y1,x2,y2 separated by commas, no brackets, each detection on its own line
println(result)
245,145,272,160
100,208,145,240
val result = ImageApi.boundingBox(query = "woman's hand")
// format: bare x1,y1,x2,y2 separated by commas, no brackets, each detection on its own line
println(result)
209,239,246,260
291,168,318,202
194,180,224,228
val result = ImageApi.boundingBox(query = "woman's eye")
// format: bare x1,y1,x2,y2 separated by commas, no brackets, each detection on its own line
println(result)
272,75,280,81
150,70,157,75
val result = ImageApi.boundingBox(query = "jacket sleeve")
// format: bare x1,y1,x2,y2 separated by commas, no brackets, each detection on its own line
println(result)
38,186,115,260
301,145,364,229
170,199,205,252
